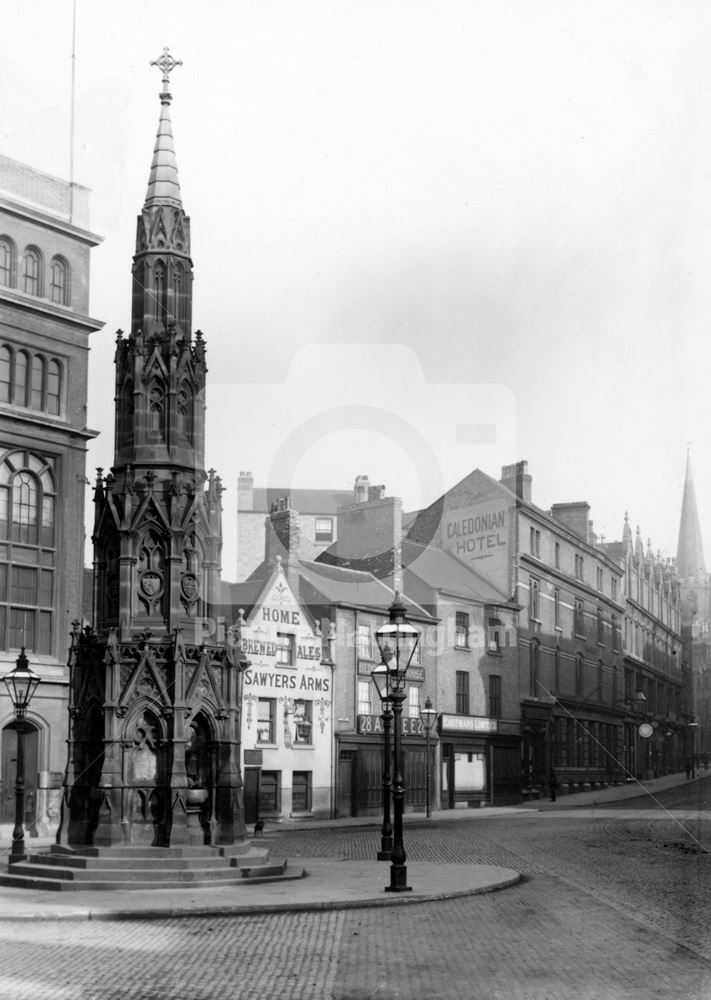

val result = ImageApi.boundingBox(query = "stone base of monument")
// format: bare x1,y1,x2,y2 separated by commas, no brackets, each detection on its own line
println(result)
0,843,305,891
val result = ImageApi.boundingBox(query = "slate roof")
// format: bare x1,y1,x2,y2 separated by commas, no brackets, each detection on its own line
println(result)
224,557,433,623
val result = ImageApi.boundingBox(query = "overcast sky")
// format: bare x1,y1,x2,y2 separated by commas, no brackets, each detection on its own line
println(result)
3,1,710,578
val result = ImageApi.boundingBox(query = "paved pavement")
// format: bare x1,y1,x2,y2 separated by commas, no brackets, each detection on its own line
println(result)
0,770,698,922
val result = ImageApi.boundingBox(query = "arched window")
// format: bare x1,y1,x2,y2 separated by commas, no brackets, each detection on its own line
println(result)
22,247,42,296
0,452,56,548
148,384,164,437
0,346,11,403
15,350,28,406
12,471,38,544
46,360,61,415
30,355,45,410
49,256,70,305
154,262,166,323
0,237,15,287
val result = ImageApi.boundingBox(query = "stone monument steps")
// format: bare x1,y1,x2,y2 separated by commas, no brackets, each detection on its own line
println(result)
24,852,231,871
0,844,303,891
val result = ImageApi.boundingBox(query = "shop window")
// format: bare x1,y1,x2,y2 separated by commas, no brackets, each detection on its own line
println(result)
293,699,313,744
292,771,312,812
257,699,276,744
276,632,295,666
259,771,281,813
488,674,502,719
315,517,333,542
455,611,469,648
455,671,469,715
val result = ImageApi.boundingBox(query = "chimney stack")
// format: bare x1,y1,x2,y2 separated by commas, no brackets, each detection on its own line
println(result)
237,471,254,510
265,498,303,585
500,461,532,503
551,502,592,543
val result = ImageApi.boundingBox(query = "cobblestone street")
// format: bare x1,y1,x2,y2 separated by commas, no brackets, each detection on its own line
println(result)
1,806,710,999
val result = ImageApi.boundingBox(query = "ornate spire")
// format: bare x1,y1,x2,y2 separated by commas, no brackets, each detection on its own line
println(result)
131,47,193,341
144,48,183,210
677,451,707,581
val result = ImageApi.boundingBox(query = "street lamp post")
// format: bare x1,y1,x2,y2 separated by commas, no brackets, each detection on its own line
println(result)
375,594,419,894
2,649,41,864
372,663,392,860
419,696,436,819
689,721,699,778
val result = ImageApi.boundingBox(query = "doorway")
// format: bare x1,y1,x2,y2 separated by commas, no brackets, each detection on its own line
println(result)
1,721,39,829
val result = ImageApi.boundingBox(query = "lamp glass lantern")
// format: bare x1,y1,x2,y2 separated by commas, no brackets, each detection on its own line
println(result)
375,615,419,693
371,663,390,705
420,696,436,732
2,650,41,718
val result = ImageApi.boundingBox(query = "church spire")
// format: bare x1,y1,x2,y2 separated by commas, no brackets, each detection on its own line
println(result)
676,450,707,581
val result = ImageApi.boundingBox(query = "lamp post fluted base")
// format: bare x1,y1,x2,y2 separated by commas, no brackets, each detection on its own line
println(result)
385,864,412,892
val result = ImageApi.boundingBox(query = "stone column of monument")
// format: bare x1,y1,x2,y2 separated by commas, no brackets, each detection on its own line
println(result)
75,49,246,847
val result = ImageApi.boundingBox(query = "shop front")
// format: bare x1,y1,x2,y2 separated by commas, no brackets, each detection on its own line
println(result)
336,713,432,818
438,714,518,807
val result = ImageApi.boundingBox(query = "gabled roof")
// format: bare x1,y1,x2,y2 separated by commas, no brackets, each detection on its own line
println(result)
298,560,430,620
241,487,353,515
407,467,513,547
231,556,433,623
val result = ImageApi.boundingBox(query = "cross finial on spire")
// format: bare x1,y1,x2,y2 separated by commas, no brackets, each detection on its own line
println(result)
150,47,182,101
